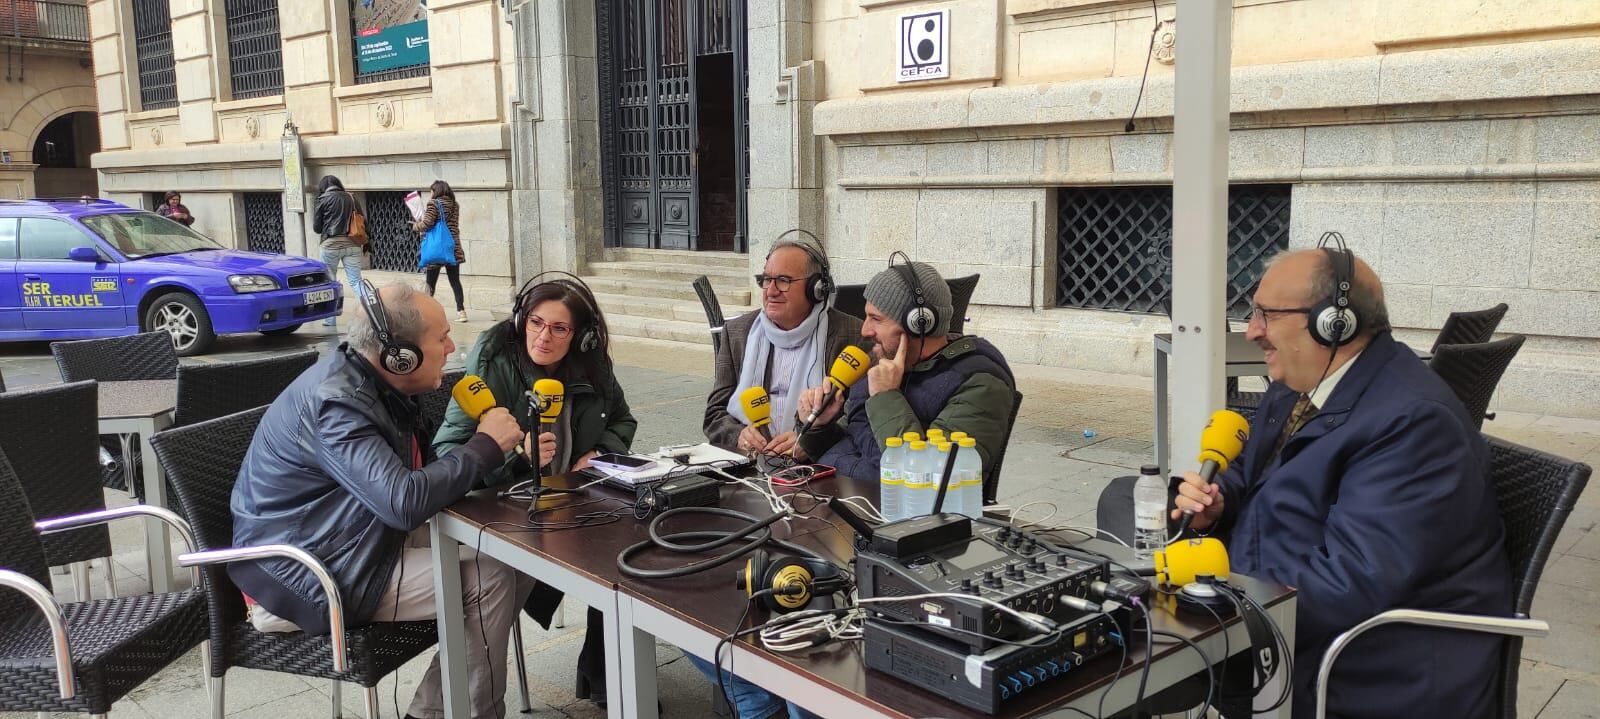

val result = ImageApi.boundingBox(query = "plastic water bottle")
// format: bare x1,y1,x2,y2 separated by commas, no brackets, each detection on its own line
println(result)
1134,463,1167,561
903,441,934,517
926,428,947,446
930,441,956,515
955,437,983,518
879,437,906,522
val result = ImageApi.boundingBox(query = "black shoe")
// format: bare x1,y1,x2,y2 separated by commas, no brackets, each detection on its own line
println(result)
576,671,607,706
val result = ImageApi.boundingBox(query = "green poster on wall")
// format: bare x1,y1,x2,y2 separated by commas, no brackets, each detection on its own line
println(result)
353,0,429,74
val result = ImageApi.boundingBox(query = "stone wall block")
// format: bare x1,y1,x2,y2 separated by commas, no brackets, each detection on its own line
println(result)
1109,133,1169,173
170,13,211,61
1487,118,1538,166
987,139,1041,176
87,0,116,40
1433,286,1600,339
92,36,122,75
1392,120,1488,167
179,100,218,142
914,189,994,262
1379,37,1600,106
96,73,127,114
1288,182,1386,270
1304,124,1392,168
862,188,920,259
432,64,502,125
278,0,330,39
748,103,794,189
99,111,130,150
174,57,215,103
925,141,986,178
1380,182,1535,288
1229,128,1304,173
1381,282,1434,330
1534,115,1600,165
1530,181,1600,292
1066,136,1112,175
283,36,332,88
285,85,336,134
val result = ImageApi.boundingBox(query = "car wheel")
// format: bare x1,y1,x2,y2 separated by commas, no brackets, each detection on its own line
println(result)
260,324,302,337
145,292,216,356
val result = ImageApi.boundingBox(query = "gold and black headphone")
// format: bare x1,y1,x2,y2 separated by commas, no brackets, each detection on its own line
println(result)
734,548,847,613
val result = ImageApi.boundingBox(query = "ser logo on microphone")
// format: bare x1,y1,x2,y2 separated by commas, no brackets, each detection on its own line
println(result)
467,378,488,394
747,393,770,408
838,352,863,372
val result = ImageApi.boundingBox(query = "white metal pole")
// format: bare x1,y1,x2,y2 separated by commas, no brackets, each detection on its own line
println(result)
1168,0,1231,474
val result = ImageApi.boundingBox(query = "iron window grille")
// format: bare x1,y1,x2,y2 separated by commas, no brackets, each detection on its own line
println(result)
364,191,420,273
132,0,177,110
224,0,283,99
242,193,284,254
1055,185,1291,319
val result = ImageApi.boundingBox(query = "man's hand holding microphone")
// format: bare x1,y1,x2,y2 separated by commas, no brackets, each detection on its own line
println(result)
1169,410,1251,534
450,376,524,453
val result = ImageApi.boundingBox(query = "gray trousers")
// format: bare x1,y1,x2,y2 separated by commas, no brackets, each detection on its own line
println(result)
251,530,536,719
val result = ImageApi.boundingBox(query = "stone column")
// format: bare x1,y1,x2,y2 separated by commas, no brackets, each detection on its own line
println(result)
745,0,821,271
527,0,600,276
86,0,131,153
169,0,218,144
280,0,336,137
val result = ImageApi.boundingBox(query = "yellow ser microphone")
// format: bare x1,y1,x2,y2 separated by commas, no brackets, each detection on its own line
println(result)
1154,536,1231,587
739,386,773,441
450,375,498,421
796,345,871,437
533,378,564,426
1175,409,1251,537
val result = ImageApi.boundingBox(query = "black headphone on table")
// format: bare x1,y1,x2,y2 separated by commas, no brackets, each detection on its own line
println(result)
1308,231,1361,349
510,271,604,354
734,547,848,614
888,250,939,338
358,279,423,375
768,229,835,305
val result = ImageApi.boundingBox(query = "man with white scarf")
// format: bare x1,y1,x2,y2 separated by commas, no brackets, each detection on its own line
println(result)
704,232,864,459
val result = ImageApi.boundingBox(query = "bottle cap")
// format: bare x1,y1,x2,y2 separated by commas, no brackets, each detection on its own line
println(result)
1140,463,1161,475
885,437,904,448
910,441,928,451
958,437,976,448
903,432,921,442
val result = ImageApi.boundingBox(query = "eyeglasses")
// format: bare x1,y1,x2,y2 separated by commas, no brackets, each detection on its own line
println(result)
1247,301,1313,325
754,274,818,292
527,315,574,340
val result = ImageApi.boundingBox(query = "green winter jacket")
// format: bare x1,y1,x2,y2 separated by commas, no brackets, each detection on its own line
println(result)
432,321,637,486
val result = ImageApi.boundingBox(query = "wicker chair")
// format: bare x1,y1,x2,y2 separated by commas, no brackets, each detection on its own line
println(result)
983,389,1024,505
0,381,116,601
0,446,209,716
152,407,536,719
1431,303,1510,354
1315,436,1589,719
1430,335,1526,430
52,331,179,499
945,273,980,335
418,368,468,430
693,275,728,353
0,366,6,392
172,349,318,427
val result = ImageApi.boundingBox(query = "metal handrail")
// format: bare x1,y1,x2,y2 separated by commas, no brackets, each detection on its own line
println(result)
5,0,90,43
1315,608,1550,719
37,505,203,587
178,545,350,672
0,569,75,699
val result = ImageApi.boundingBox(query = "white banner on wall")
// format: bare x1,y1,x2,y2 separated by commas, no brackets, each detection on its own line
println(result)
897,8,950,82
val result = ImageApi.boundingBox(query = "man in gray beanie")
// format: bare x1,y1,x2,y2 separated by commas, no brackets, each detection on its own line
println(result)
797,258,1016,491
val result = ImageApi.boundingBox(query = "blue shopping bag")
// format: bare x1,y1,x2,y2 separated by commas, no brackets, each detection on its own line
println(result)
418,200,458,268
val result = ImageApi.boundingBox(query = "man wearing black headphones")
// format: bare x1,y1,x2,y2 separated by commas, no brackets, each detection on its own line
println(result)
230,283,534,719
1171,248,1512,718
797,257,1016,493
705,232,863,458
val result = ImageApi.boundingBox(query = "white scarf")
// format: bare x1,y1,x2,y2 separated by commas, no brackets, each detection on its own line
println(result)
726,304,829,435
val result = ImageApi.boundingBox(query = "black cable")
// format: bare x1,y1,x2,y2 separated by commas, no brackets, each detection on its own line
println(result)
1125,0,1160,133
618,506,840,580
1132,600,1154,717
1152,629,1214,719
1195,597,1230,711
1096,623,1131,719
714,592,766,716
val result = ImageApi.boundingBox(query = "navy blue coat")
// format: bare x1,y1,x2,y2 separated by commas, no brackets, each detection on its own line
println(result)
1214,332,1512,718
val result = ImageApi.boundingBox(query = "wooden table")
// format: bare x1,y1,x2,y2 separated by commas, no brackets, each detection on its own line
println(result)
96,379,178,593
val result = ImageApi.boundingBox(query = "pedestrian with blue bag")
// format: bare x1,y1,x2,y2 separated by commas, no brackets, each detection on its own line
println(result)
414,180,469,323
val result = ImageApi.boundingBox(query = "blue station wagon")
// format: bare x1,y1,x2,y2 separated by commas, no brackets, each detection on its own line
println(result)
0,198,343,355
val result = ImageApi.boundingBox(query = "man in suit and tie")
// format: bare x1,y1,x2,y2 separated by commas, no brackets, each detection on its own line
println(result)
1172,247,1512,718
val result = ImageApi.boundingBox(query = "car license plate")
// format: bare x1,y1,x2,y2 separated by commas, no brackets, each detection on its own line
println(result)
303,289,335,305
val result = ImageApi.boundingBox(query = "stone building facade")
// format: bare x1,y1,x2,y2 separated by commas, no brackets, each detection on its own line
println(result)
2,0,98,199
798,0,1600,419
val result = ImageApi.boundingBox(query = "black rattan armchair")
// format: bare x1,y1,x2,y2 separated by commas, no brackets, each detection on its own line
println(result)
172,349,318,427
983,389,1023,505
152,408,437,719
1430,335,1526,429
693,275,728,353
946,273,980,335
418,368,468,430
1315,436,1589,719
0,447,209,716
0,381,116,601
1431,303,1510,354
52,331,178,499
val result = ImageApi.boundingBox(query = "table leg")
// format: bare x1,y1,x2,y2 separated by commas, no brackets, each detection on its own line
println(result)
139,423,175,593
429,519,471,719
1154,345,1170,475
615,594,659,719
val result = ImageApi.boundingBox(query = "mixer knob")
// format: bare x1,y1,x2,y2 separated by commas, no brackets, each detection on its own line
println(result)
983,570,1001,587
1056,553,1071,567
960,578,977,593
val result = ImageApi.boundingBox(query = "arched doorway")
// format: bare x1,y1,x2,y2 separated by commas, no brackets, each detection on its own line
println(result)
31,110,100,198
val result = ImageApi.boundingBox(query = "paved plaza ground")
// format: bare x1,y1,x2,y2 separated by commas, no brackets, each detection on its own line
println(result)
1,307,1596,718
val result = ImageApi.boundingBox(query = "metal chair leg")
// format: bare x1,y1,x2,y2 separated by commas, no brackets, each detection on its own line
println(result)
103,557,117,597
70,562,91,601
513,621,532,713
119,434,137,497
330,679,342,719
552,597,565,628
363,686,380,719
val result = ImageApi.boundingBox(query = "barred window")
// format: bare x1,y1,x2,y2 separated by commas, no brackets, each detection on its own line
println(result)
363,191,421,273
1055,185,1291,319
224,0,283,99
132,0,177,110
350,0,430,85
242,193,284,254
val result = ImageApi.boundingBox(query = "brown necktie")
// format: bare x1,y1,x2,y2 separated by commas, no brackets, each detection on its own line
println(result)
1270,394,1318,460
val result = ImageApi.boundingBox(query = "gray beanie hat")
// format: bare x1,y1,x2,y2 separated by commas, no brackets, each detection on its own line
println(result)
865,261,953,336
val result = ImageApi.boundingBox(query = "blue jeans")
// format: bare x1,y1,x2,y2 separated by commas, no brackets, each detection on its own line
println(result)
687,655,820,719
320,244,363,325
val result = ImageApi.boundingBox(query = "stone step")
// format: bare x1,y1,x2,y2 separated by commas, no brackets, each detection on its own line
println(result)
604,313,716,345
592,292,756,324
588,260,751,287
601,247,749,269
581,275,753,306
